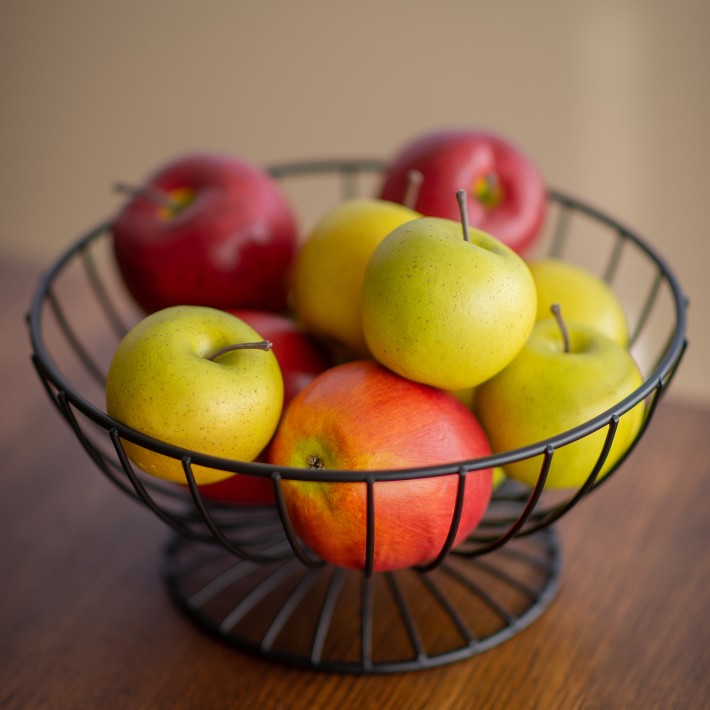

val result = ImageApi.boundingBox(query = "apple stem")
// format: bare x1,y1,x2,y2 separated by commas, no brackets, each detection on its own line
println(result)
550,303,570,353
113,181,180,211
403,169,423,209
207,340,273,362
456,189,471,242
307,455,324,470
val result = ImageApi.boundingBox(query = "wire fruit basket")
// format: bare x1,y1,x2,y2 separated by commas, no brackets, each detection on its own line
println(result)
27,158,688,674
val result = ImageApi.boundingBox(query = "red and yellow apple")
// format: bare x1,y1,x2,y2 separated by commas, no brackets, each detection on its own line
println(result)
268,360,493,571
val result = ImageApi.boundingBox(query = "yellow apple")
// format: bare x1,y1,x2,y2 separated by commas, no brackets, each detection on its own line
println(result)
528,258,629,346
474,311,645,489
106,305,283,484
290,198,420,357
361,216,537,390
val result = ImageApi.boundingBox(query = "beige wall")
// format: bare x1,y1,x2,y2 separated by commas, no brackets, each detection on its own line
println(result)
2,0,707,404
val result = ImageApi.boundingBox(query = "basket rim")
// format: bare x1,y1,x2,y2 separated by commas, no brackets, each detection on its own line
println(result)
26,158,689,484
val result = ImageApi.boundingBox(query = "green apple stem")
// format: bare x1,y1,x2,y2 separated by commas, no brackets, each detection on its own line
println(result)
403,169,423,209
550,303,571,353
207,340,273,362
113,182,180,211
456,189,471,242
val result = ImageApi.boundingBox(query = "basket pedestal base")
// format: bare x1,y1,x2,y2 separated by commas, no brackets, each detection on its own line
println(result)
162,506,562,674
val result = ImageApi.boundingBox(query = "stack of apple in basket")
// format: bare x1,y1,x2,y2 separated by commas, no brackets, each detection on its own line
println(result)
106,128,644,573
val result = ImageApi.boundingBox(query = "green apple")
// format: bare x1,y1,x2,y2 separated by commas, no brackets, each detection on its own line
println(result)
528,258,629,345
291,198,420,358
106,305,284,484
474,306,645,489
361,204,537,390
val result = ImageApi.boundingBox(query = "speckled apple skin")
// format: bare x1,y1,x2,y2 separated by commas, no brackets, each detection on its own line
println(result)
362,217,537,391
475,319,645,489
268,360,493,572
106,305,284,484
528,258,630,346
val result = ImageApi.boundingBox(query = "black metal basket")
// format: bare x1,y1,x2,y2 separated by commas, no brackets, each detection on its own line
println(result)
26,158,688,674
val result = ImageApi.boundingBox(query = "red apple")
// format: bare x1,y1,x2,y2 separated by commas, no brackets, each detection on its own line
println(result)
112,152,298,314
195,309,334,506
268,360,493,572
379,128,546,254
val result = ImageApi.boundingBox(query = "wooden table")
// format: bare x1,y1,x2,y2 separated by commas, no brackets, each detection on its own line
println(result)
2,257,708,709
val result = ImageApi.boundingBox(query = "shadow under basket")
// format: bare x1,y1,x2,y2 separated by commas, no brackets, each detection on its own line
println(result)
27,158,688,674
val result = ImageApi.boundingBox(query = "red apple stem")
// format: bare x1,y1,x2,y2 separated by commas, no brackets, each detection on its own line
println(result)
113,181,180,211
550,303,570,353
207,340,273,362
456,189,471,242
403,169,423,209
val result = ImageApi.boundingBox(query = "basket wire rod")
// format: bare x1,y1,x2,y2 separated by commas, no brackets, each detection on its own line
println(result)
461,446,554,552
364,477,376,577
46,288,106,387
629,269,663,348
182,459,293,563
416,467,468,573
385,572,427,662
55,392,144,502
30,353,69,419
187,544,295,608
266,158,385,180
516,416,621,535
79,244,129,339
310,567,348,665
548,201,571,258
271,473,327,568
491,544,556,574
109,429,215,543
361,574,375,671
260,568,324,652
418,570,475,646
587,375,669,496
603,231,626,284
340,165,359,200
466,558,541,601
218,558,304,634
439,560,516,624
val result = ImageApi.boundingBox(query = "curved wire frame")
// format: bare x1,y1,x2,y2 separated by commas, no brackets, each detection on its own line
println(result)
26,158,688,672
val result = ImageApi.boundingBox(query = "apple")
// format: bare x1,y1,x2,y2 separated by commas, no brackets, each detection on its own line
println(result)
528,258,630,346
474,305,645,490
112,152,298,314
106,305,284,485
268,360,493,572
290,198,420,358
195,309,333,505
378,128,547,254
361,200,537,391
227,309,333,406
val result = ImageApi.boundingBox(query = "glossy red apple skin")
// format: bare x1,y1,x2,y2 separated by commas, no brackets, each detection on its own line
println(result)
379,128,546,254
196,309,334,505
268,360,493,572
112,152,298,314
